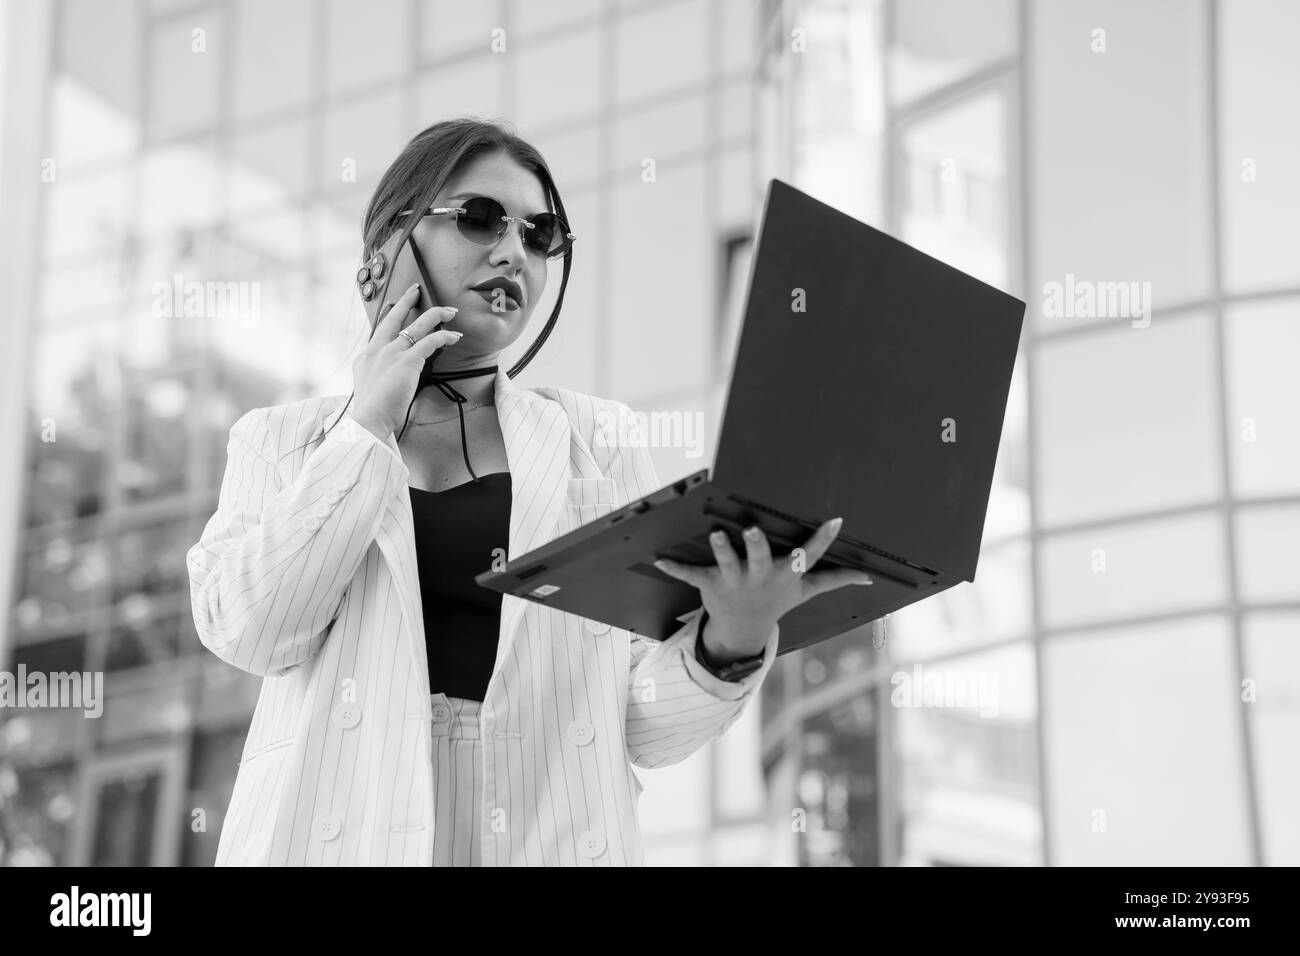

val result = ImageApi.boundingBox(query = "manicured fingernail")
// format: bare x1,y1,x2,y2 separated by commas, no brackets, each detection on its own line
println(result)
744,526,760,538
408,283,419,293
443,306,459,313
653,560,665,569
710,530,726,544
830,517,843,529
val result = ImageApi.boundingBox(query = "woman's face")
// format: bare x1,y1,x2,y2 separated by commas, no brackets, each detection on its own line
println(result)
366,150,551,363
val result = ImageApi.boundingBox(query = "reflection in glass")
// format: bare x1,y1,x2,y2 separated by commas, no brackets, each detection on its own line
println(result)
19,531,108,630
1243,612,1300,866
889,0,1015,103
91,770,161,866
893,643,1039,865
110,521,194,605
0,762,77,866
898,89,1008,288
1225,298,1300,498
797,691,878,866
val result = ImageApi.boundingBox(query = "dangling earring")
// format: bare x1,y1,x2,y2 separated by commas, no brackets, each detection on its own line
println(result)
356,251,387,300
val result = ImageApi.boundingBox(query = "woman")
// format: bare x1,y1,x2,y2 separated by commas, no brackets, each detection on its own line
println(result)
187,117,871,866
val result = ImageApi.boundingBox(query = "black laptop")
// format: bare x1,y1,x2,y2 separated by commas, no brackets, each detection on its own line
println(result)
476,178,1025,655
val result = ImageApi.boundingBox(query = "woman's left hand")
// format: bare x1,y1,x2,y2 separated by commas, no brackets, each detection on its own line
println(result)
652,517,874,659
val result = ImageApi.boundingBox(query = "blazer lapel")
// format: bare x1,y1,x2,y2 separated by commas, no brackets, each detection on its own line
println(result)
490,365,573,687
316,366,574,705
310,397,427,711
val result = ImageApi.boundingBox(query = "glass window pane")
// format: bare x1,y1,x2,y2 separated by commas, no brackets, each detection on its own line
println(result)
91,770,161,865
42,166,133,263
122,369,194,503
182,727,246,866
1040,511,1226,631
610,161,710,396
1235,504,1300,604
415,56,506,126
513,0,601,37
512,28,598,129
889,0,1015,103
26,320,119,526
138,140,222,241
1226,298,1300,497
1031,0,1211,331
893,641,1040,865
1035,314,1221,527
106,610,193,672
110,519,194,605
19,529,109,630
612,91,709,174
799,624,879,690
1043,615,1252,865
419,0,501,61
1243,611,1300,866
232,0,313,122
319,90,403,194
798,690,879,866
50,76,140,172
714,695,764,819
147,14,222,140
12,634,87,675
231,119,311,213
898,89,1009,289
791,0,886,225
891,537,1032,660
522,121,600,193
1219,0,1300,292
0,763,78,866
719,0,762,77
56,0,142,167
615,2,708,104
325,0,409,96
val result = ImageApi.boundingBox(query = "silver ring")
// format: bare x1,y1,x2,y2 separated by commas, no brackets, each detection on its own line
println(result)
396,330,417,348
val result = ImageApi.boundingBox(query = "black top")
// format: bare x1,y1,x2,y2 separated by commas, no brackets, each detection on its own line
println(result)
408,472,512,702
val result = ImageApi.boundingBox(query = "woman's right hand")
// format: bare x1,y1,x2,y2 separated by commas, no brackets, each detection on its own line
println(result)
348,283,462,437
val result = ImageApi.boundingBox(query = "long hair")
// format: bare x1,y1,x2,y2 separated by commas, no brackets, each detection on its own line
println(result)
278,116,574,463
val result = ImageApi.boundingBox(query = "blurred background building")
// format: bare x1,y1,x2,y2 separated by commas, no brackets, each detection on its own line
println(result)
0,0,1295,866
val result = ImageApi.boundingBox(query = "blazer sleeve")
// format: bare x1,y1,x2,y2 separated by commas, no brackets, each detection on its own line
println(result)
601,401,782,769
186,407,408,677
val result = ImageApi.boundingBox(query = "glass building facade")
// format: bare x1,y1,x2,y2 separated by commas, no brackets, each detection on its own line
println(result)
0,0,1295,866
752,0,1299,866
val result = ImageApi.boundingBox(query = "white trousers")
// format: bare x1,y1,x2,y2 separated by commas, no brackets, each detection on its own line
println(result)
429,692,484,867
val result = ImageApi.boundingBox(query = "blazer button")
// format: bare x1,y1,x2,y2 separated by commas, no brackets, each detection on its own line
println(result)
313,813,342,842
566,718,594,746
333,702,361,729
431,703,451,723
584,618,611,635
577,830,606,859
304,517,321,532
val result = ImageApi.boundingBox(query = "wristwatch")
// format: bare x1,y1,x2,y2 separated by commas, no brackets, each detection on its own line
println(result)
694,609,766,682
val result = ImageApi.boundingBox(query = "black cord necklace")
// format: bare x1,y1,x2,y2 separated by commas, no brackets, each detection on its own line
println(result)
397,366,499,482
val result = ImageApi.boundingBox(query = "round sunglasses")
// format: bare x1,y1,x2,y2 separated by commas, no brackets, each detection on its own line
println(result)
397,195,576,260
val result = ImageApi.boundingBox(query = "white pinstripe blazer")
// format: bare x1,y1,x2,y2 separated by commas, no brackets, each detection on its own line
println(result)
187,365,781,866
